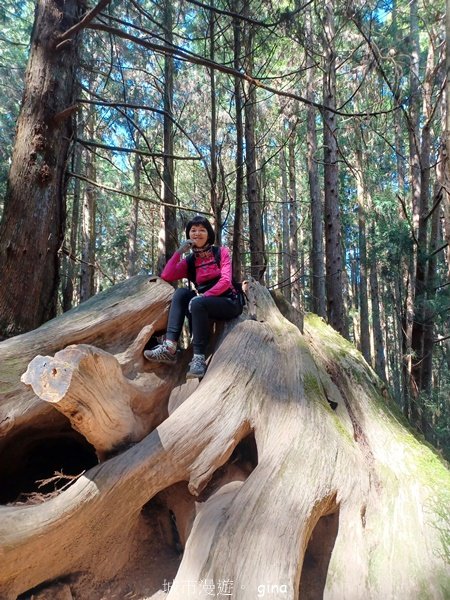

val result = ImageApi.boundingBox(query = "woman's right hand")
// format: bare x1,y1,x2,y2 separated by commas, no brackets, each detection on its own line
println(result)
177,240,193,255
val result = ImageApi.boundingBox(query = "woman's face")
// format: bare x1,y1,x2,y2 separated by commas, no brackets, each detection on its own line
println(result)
189,224,209,248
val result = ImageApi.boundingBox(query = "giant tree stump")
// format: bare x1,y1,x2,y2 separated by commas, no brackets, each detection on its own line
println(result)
0,276,448,599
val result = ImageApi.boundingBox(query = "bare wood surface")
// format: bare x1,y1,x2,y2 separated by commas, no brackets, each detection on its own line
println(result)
0,275,173,451
0,280,448,599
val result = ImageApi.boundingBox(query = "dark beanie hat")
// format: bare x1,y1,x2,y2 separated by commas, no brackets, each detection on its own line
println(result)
185,215,215,245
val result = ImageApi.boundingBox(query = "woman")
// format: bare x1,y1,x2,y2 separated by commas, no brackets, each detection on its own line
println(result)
144,215,242,378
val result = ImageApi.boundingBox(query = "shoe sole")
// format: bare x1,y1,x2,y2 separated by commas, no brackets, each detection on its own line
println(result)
186,371,205,379
144,353,177,364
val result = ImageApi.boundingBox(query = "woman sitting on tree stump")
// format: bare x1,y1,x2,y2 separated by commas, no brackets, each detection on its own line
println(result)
145,215,242,378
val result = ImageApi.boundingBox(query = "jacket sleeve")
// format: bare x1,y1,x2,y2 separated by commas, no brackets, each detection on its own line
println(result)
160,251,189,282
203,247,233,297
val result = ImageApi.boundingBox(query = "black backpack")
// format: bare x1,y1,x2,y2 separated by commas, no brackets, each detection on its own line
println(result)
186,246,247,309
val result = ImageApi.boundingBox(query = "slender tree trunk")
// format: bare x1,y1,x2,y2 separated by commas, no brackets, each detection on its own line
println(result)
232,0,244,281
0,0,82,336
406,0,422,412
369,229,387,383
306,5,325,318
288,127,301,312
280,150,291,301
62,141,82,312
354,140,371,364
421,184,440,395
446,0,450,281
209,5,221,244
127,153,140,278
243,19,265,282
322,1,346,336
79,125,96,303
158,0,177,273
411,39,434,396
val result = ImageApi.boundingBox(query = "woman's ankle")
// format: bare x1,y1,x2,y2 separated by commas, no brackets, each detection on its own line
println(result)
165,339,177,354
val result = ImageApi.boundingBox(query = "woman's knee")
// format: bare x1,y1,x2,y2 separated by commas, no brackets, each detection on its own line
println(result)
189,295,208,314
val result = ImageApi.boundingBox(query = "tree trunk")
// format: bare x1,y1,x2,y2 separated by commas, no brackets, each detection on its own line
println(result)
158,0,177,272
288,127,302,316
243,17,266,283
0,277,449,599
411,39,434,396
62,140,82,311
355,143,371,365
322,1,346,337
280,149,291,301
0,0,82,337
209,4,222,245
232,0,244,281
80,115,96,302
369,234,387,383
127,153,141,278
446,0,450,282
306,5,326,319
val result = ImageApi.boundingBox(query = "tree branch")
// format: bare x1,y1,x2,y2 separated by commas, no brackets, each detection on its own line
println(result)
86,22,399,119
76,138,201,161
55,0,114,48
67,171,213,216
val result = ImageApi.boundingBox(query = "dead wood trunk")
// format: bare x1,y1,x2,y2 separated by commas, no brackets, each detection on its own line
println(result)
0,279,449,600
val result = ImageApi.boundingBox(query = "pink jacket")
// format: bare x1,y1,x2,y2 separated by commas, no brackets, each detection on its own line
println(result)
161,246,233,297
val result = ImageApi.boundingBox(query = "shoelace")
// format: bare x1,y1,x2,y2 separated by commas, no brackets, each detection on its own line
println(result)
190,355,205,367
151,343,172,359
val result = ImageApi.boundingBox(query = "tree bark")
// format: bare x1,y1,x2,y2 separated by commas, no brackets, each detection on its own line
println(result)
80,112,96,302
158,0,177,273
306,5,326,319
280,149,291,301
446,0,450,283
0,0,82,337
243,15,266,283
127,152,141,278
62,139,82,311
411,35,439,399
288,126,302,315
232,0,244,281
209,4,222,245
0,278,449,599
355,143,371,365
369,239,387,383
322,1,346,337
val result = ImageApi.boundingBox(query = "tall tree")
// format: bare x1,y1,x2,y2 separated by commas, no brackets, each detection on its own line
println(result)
209,4,222,244
79,105,96,302
280,150,291,301
322,0,346,336
126,153,141,278
288,122,301,311
158,0,177,272
243,12,266,282
0,0,82,336
306,6,326,318
62,141,82,311
354,129,371,364
232,0,244,280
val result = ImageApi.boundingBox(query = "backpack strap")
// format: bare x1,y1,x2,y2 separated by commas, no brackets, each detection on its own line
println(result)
186,246,221,287
186,252,196,285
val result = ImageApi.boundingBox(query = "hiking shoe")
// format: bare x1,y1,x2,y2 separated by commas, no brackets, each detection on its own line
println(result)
144,342,177,364
187,354,207,379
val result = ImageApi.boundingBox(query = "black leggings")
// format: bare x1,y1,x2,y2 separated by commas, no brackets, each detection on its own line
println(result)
166,287,242,354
